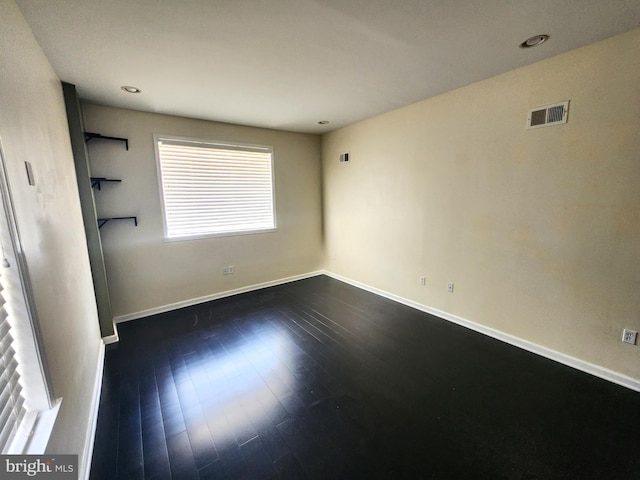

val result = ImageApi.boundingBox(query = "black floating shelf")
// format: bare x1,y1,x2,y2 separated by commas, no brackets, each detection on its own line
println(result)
98,216,138,229
84,132,129,150
91,177,122,190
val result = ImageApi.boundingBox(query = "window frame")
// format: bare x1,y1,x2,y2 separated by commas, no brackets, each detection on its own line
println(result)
154,134,277,241
0,140,58,454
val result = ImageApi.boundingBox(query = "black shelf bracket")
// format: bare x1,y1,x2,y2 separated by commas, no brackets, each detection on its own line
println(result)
91,177,122,190
98,216,138,229
84,132,129,150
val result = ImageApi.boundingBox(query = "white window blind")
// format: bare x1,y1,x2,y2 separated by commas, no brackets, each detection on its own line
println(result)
156,136,276,239
0,144,57,455
0,255,26,454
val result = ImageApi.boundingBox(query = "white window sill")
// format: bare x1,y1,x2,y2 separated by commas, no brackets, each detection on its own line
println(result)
7,398,62,454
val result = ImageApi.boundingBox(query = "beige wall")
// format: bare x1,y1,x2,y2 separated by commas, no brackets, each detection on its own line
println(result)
4,0,637,468
322,29,640,380
82,105,324,319
0,0,102,464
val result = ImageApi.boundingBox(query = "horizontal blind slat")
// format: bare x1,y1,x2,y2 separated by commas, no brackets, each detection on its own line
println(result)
157,137,275,237
0,266,27,453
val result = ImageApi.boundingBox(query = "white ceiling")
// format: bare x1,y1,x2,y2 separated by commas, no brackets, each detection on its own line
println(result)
15,0,640,134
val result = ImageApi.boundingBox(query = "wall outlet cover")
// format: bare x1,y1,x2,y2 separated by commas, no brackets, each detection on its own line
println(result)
622,329,637,345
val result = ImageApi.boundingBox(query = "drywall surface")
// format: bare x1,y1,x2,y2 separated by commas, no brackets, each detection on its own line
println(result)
82,105,323,318
322,28,640,380
0,0,102,462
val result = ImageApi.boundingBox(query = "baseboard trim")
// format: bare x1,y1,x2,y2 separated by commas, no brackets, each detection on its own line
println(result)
324,271,640,392
113,271,325,324
80,340,106,480
102,323,119,345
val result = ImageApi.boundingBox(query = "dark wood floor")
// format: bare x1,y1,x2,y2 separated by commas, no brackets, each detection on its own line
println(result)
90,275,640,479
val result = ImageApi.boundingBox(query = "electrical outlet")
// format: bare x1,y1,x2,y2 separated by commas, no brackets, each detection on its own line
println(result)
622,329,637,345
222,266,235,275
419,276,426,285
447,283,454,293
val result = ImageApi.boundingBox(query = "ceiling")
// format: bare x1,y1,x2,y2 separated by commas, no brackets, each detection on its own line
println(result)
15,0,640,134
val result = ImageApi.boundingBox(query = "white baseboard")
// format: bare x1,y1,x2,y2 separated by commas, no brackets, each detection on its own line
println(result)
80,340,106,480
102,323,119,345
324,271,640,393
113,271,325,324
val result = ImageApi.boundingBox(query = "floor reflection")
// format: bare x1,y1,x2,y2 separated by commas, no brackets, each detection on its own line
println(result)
161,322,295,448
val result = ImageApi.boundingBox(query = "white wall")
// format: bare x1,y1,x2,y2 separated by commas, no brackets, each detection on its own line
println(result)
322,29,640,381
0,0,103,467
82,105,324,319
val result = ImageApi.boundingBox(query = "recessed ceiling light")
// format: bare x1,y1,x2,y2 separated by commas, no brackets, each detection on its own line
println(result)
519,34,549,49
318,120,330,125
121,85,141,93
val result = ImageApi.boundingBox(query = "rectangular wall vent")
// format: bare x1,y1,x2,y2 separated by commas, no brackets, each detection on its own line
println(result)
339,152,350,163
527,101,569,130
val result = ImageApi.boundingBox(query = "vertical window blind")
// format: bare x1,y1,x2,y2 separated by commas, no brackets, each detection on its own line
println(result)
0,264,26,453
156,137,276,239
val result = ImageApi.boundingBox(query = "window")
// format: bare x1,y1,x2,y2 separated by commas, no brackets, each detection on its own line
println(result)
0,145,57,454
155,135,276,239
0,266,26,452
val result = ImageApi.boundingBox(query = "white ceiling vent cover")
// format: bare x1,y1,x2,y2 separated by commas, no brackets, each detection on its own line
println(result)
527,101,569,130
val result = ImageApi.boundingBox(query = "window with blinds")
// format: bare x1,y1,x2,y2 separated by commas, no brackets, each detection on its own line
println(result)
155,136,276,239
0,261,26,453
0,143,55,455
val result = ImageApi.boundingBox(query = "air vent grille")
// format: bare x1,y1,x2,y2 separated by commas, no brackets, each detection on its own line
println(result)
530,109,547,127
527,101,569,129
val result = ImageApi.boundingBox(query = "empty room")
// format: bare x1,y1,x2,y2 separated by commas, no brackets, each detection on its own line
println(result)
1,0,639,479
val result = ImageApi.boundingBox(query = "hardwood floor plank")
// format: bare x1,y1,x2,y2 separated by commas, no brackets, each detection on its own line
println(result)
166,430,199,480
90,275,640,479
